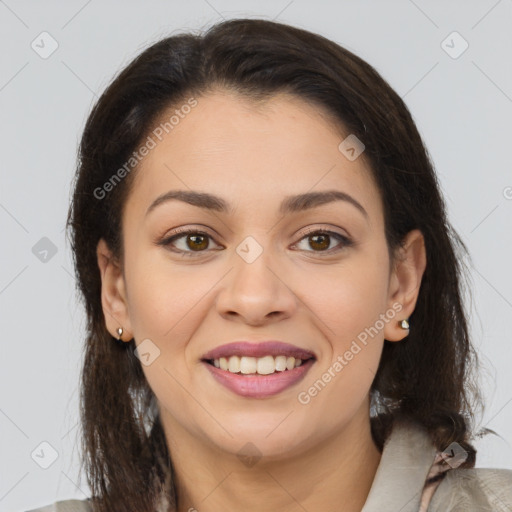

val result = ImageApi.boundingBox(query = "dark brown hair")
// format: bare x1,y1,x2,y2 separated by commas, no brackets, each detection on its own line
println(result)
67,17,485,512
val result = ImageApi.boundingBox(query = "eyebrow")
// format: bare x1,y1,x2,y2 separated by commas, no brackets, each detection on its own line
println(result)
145,189,368,220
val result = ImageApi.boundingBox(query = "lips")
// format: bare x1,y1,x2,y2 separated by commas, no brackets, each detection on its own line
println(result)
200,341,316,398
204,358,315,398
201,341,316,361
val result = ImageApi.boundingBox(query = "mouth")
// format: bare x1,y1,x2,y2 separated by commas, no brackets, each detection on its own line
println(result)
203,354,315,375
200,341,316,398
201,340,316,375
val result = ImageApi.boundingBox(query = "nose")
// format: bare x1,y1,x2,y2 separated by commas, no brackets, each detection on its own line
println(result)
214,243,298,326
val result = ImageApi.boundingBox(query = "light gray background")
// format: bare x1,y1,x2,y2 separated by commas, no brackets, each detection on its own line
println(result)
1,1,511,510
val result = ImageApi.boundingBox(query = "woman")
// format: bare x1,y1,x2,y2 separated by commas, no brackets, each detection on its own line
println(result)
28,18,512,512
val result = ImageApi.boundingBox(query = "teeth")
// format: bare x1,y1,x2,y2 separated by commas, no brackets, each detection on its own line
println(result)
228,355,241,373
240,356,257,374
275,355,287,371
257,355,275,375
212,355,307,375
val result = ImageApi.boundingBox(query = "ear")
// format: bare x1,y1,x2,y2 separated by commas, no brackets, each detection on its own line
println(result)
96,238,133,341
383,229,427,342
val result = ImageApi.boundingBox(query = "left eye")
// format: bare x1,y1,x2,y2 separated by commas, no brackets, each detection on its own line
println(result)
160,229,352,256
293,230,352,253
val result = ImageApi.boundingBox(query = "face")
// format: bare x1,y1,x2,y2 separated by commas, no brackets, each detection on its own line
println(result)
98,90,425,460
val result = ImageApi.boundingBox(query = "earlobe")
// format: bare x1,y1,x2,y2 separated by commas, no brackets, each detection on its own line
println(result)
384,229,427,342
96,238,133,340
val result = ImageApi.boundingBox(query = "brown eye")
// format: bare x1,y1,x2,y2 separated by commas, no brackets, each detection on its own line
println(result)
294,229,353,255
308,233,330,251
160,229,221,257
185,233,209,251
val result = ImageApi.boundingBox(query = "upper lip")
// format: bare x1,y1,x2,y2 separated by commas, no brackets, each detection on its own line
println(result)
201,341,316,361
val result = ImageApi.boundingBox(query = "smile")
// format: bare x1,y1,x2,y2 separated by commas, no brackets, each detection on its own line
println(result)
201,340,316,398
208,355,307,375
202,357,315,398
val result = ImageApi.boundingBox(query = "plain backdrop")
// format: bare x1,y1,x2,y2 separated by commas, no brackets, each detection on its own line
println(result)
1,1,511,510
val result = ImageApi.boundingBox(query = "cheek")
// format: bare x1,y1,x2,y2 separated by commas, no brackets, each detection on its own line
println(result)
304,257,389,341
123,250,214,424
125,248,212,342
299,254,389,395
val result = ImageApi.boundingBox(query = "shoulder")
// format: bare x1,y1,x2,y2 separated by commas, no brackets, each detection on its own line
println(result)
428,467,512,511
25,499,93,512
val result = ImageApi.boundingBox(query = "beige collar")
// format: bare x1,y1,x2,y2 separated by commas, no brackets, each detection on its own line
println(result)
361,419,438,512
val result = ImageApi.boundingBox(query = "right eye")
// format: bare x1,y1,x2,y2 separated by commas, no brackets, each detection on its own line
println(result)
159,229,223,257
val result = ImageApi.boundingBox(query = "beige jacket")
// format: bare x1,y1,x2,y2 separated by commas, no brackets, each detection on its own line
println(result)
26,419,512,512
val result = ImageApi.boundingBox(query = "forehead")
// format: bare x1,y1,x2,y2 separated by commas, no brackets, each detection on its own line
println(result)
127,90,382,223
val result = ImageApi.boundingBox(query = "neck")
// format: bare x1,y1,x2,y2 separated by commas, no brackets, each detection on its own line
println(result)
161,400,382,512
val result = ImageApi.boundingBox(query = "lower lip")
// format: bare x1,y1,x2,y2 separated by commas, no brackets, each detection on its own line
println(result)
202,359,315,398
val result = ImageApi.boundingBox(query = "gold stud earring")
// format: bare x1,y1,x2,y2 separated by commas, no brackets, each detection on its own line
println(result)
399,319,410,330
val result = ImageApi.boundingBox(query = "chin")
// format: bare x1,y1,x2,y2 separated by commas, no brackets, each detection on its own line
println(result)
202,420,315,462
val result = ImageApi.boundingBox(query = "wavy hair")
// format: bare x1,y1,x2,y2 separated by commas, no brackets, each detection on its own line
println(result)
66,18,485,512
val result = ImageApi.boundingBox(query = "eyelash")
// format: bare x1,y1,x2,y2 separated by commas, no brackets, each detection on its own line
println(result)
158,227,353,258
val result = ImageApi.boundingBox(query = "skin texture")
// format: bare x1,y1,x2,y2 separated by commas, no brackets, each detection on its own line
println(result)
97,90,427,512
